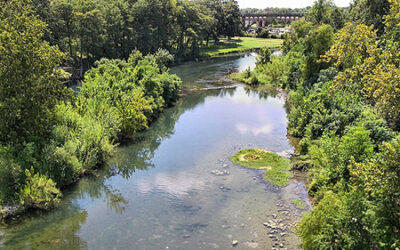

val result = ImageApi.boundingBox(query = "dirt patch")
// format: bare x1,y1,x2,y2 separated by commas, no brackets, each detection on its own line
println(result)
242,153,261,161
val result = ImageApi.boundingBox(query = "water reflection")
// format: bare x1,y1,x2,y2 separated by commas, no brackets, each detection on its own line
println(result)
136,172,206,198
108,89,224,179
236,123,274,136
1,205,88,249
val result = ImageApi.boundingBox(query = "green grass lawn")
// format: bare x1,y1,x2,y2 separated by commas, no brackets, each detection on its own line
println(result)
200,37,283,57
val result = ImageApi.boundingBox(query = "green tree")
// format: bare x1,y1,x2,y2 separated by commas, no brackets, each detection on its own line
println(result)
304,24,334,80
348,0,390,34
306,0,334,24
221,0,241,39
330,7,345,30
256,47,272,65
0,0,67,146
350,136,400,248
282,19,313,54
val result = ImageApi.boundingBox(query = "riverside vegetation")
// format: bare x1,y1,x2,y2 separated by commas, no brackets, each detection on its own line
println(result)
233,0,400,248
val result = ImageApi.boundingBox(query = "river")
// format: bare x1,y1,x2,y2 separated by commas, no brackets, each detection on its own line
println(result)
0,53,309,249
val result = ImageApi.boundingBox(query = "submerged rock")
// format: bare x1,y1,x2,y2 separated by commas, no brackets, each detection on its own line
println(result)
232,240,239,246
211,169,230,176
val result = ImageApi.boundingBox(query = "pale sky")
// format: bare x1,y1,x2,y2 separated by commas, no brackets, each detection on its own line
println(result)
238,0,352,9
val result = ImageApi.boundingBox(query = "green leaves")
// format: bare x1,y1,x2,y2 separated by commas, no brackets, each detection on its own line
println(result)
0,0,66,146
256,47,272,65
19,168,61,210
79,50,181,138
283,2,400,247
304,24,334,80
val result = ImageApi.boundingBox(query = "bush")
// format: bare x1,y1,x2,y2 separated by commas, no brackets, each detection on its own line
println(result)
40,103,115,186
298,191,371,249
79,50,181,136
307,125,375,195
19,168,61,210
288,80,363,139
250,74,259,85
256,47,272,65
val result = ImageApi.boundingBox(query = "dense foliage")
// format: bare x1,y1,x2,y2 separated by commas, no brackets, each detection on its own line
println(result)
235,0,400,248
0,0,67,147
0,0,181,212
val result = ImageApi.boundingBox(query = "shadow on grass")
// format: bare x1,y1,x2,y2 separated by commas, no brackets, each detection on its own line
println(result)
201,40,242,53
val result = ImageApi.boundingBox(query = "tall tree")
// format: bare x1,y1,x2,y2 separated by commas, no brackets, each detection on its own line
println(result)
221,0,241,39
348,0,390,34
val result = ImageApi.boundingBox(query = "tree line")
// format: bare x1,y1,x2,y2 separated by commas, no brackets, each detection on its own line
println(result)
233,0,400,248
30,0,241,82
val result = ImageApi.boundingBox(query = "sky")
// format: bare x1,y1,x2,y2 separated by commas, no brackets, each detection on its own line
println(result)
237,0,352,9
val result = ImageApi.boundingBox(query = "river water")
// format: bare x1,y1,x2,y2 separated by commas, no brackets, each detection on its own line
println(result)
0,53,309,249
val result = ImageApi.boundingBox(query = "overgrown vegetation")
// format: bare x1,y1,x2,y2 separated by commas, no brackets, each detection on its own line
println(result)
235,0,400,248
231,149,293,186
0,0,181,213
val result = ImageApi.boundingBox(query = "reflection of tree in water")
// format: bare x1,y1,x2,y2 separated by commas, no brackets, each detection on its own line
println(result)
104,186,128,214
1,204,88,249
244,85,281,99
108,88,227,179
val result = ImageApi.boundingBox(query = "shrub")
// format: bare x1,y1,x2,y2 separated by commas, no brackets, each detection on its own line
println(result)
250,74,259,85
19,168,61,210
79,50,181,136
41,103,115,186
256,47,272,65
298,191,371,249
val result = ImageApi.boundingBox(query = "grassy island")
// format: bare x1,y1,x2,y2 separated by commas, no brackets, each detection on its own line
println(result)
231,149,293,187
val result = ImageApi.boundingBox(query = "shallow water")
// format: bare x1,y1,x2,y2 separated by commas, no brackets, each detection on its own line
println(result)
0,54,309,249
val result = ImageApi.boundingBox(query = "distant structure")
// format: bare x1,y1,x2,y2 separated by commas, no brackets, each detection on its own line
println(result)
242,14,304,28
268,27,290,36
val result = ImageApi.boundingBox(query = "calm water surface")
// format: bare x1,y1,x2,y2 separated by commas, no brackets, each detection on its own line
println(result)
0,54,309,249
